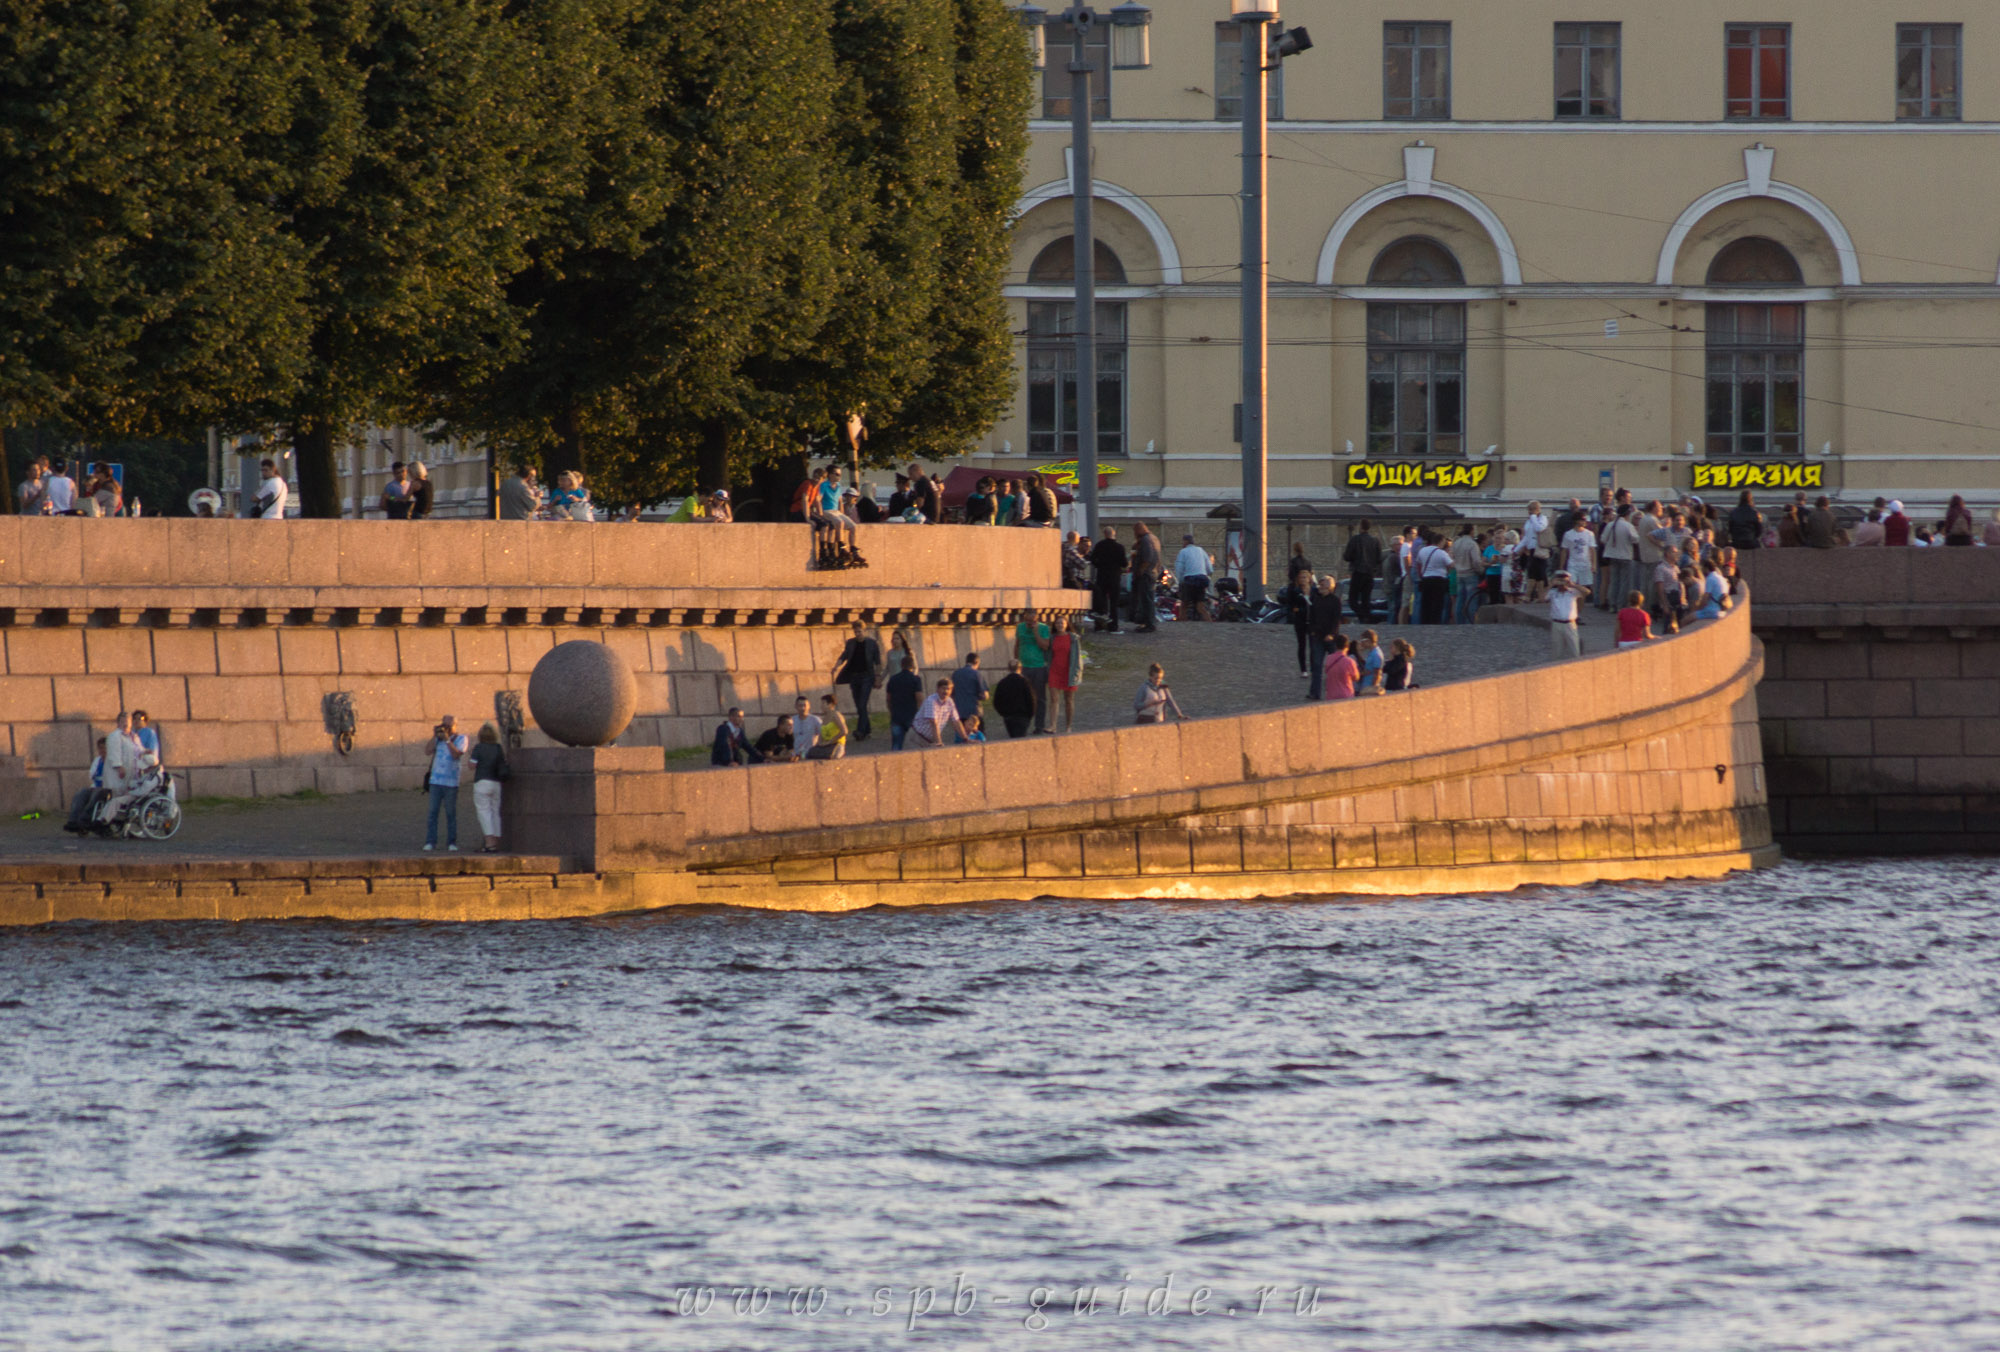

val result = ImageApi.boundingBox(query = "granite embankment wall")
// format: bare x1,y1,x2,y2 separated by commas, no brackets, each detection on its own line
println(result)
0,599,1772,922
510,597,1775,908
1739,549,2000,854
0,518,1082,812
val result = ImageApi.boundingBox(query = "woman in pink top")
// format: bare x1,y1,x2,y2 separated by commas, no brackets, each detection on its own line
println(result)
1322,640,1361,700
1615,591,1654,649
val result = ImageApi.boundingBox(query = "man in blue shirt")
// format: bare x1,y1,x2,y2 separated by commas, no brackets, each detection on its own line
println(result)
424,715,469,851
949,653,987,725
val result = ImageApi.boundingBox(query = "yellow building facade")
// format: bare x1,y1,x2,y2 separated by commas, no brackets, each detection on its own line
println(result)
976,1,2000,536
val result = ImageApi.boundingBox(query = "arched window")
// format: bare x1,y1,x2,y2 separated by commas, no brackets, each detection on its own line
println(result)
1366,238,1466,457
1705,237,1803,457
1706,236,1803,285
1028,236,1127,284
1027,237,1128,460
1368,236,1465,286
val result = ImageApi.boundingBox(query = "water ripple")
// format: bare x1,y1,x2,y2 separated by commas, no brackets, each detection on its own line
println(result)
1,858,1997,1350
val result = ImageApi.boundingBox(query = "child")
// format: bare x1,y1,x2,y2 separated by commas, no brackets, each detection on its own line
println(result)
1383,638,1416,692
961,713,988,744
1322,638,1361,700
1356,629,1385,694
1616,590,1655,649
1134,664,1186,724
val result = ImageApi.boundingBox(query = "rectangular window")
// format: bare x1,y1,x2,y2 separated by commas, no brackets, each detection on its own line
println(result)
1555,22,1621,118
1384,23,1451,119
1041,21,1110,120
1725,24,1790,120
1215,22,1285,121
1897,24,1961,120
1706,303,1803,457
1027,302,1127,460
1366,303,1465,457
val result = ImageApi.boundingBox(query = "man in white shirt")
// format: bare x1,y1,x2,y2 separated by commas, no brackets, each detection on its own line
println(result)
911,679,968,748
253,459,288,519
1174,535,1214,621
42,460,76,514
1599,507,1639,612
1547,571,1586,659
1414,530,1454,625
790,696,823,759
99,711,154,822
1519,501,1551,602
1560,518,1597,596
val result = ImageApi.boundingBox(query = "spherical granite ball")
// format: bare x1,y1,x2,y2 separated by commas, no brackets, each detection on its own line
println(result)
527,640,638,747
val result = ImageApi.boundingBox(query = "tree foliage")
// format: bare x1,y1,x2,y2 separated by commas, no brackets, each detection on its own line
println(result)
0,0,1031,512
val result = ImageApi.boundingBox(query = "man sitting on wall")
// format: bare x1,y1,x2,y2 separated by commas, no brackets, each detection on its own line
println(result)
711,708,763,767
754,716,797,763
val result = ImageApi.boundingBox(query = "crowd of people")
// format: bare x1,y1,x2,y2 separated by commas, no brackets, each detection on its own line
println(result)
708,606,1196,768
62,709,169,832
15,456,143,517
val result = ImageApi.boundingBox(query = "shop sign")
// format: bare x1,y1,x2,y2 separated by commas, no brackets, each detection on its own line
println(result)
1344,461,1491,491
1691,461,1824,491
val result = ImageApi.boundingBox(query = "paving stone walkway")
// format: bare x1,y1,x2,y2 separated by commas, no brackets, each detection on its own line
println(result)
0,609,1618,867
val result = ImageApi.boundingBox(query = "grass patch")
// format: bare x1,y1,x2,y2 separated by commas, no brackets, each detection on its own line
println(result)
185,788,329,813
662,744,709,763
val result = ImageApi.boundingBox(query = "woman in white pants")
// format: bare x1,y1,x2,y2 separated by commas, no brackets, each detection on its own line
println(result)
469,724,510,852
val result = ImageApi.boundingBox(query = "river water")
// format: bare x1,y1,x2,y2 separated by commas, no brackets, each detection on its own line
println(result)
2,858,1997,1350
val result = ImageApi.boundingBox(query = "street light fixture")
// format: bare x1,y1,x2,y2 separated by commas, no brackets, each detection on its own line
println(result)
1015,3,1150,539
1231,4,1311,606
1109,3,1152,69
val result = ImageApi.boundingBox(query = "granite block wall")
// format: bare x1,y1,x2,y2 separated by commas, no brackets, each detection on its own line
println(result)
0,519,1084,810
1739,550,2000,854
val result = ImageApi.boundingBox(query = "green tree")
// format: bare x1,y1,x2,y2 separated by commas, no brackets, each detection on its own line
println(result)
738,0,956,491
0,0,308,504
869,0,1031,464
432,0,843,511
231,0,546,516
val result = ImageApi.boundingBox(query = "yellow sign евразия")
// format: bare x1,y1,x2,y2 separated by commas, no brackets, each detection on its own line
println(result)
1691,462,1825,491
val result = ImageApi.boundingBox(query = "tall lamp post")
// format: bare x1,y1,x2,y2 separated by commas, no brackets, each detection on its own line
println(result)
1016,3,1151,540
1230,2,1311,605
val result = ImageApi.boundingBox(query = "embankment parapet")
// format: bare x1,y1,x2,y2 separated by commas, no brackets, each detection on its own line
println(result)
0,520,1083,810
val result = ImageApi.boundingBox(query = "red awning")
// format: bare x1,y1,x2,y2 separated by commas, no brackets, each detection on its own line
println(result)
936,465,1075,509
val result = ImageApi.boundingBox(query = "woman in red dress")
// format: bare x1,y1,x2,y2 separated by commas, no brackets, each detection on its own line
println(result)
1047,619,1086,734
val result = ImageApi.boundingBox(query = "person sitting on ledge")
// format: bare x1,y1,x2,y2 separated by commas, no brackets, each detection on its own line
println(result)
754,716,797,763
807,694,849,760
789,696,822,761
711,707,763,767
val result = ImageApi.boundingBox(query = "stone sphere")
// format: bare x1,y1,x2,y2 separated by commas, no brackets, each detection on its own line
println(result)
528,641,638,747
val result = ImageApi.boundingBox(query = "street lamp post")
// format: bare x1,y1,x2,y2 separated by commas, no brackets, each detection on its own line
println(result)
1017,4,1150,540
1230,2,1310,606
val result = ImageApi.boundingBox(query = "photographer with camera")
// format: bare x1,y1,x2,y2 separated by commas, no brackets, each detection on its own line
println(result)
423,714,470,852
